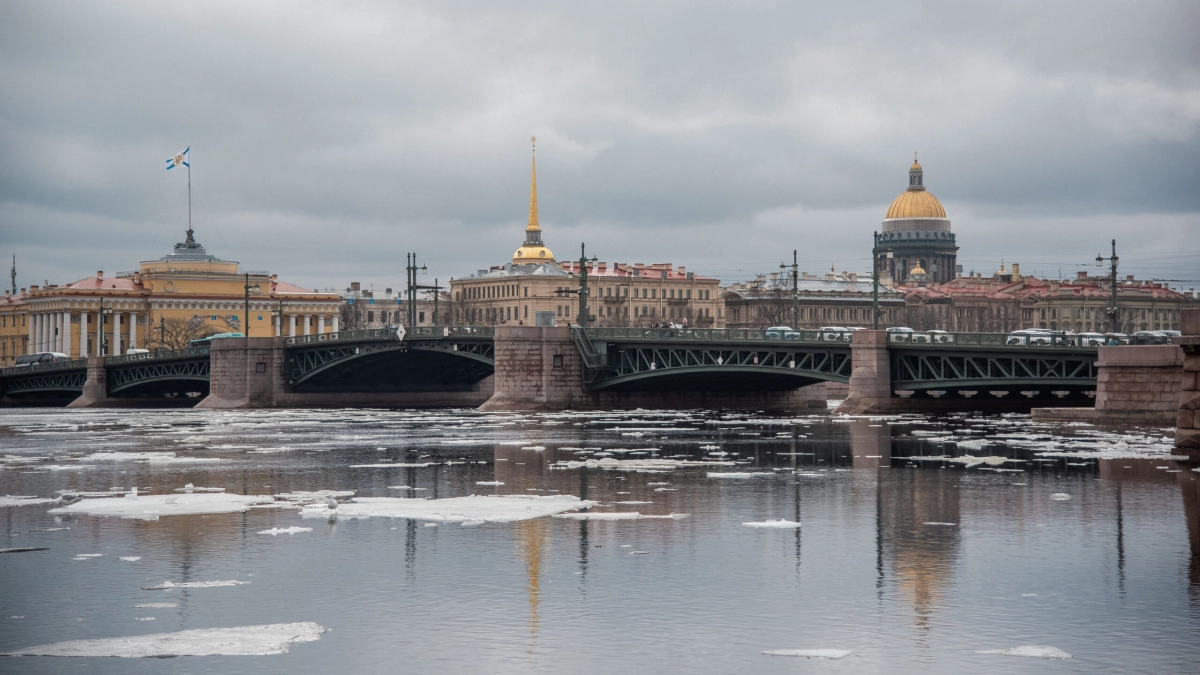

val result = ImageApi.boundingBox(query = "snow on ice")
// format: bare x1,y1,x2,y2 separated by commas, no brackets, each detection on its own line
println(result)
49,493,274,519
2,622,324,657
300,494,596,523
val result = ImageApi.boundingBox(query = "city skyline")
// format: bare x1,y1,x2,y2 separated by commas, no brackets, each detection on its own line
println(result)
2,2,1197,292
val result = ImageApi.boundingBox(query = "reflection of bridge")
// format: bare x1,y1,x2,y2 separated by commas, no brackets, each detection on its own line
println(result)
0,325,1111,411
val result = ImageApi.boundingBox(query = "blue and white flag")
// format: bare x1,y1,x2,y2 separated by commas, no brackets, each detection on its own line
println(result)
166,147,189,170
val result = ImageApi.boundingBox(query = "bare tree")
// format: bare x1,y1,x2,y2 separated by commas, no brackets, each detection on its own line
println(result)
158,315,230,350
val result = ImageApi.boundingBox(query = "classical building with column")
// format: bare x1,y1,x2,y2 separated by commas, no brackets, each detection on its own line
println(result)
449,139,724,328
14,229,342,359
875,157,959,285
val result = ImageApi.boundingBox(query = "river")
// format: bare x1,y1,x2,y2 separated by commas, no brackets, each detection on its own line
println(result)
0,408,1197,673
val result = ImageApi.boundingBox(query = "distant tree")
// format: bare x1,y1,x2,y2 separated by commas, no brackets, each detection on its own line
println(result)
157,315,231,350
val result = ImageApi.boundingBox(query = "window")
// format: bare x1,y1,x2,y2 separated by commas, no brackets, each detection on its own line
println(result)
552,355,564,368
368,311,374,322
419,311,425,322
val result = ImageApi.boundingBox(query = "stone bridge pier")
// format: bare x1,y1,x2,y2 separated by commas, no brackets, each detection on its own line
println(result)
1175,309,1200,455
65,357,113,408
479,326,827,411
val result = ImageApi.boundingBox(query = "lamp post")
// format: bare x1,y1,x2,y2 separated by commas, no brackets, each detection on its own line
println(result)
243,274,262,337
556,243,598,328
780,249,798,328
159,316,165,351
1096,239,1119,333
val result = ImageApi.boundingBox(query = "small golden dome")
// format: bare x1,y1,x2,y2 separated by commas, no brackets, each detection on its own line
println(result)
910,261,927,275
886,189,946,219
910,161,922,171
513,245,554,263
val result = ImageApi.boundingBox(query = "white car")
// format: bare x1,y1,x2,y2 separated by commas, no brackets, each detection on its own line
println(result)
817,326,851,342
1007,329,1052,346
764,326,800,340
925,330,955,344
886,326,916,343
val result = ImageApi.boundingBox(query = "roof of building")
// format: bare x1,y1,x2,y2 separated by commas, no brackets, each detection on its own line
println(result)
60,276,145,291
271,280,324,295
558,262,716,281
0,291,27,308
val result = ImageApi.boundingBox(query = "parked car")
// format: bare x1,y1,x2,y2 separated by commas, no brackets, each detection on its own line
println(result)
817,326,851,342
886,326,915,343
925,330,955,344
764,326,800,340
1131,330,1171,345
1006,329,1052,346
1075,332,1106,347
13,352,72,367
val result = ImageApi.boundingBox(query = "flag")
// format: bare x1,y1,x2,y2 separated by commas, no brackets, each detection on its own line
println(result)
166,147,190,170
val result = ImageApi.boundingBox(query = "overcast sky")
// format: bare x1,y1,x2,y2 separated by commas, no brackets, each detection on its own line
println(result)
2,1,1197,294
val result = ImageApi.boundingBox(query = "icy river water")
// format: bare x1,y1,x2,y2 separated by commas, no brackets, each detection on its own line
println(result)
1,407,1198,674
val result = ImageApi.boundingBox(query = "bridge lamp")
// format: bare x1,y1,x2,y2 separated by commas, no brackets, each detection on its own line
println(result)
1095,254,1103,267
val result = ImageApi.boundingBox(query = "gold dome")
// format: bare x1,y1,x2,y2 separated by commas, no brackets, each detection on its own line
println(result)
910,160,922,171
886,189,947,219
513,244,554,261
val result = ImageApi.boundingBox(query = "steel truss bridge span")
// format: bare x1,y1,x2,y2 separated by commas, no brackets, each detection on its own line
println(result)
889,345,1099,398
574,328,852,391
0,360,88,398
285,327,495,393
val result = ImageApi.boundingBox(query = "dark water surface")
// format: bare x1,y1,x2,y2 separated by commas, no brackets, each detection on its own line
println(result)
1,408,1198,673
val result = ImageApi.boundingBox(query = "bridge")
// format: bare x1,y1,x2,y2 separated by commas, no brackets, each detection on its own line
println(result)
0,325,1104,411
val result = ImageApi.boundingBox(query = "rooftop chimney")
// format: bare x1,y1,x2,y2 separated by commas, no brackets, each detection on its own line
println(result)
1076,270,1088,281
30,285,39,292
97,271,103,279
677,266,685,274
350,281,361,291
1012,263,1020,280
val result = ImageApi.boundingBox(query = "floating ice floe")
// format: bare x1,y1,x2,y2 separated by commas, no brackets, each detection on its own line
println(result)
707,472,771,479
1050,493,1071,501
1,622,324,657
119,556,142,561
762,649,851,659
135,603,177,608
348,462,438,468
50,493,275,520
552,512,688,521
977,645,1071,659
142,580,250,590
274,490,355,505
552,457,736,472
743,519,801,529
300,494,596,523
906,455,1021,469
476,481,504,486
0,495,55,508
174,483,225,493
924,522,957,526
258,527,312,536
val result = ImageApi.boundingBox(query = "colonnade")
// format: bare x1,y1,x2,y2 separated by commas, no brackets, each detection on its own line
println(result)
27,310,142,357
275,313,339,337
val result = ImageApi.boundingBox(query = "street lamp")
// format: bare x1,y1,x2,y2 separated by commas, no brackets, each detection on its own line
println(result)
1096,239,1119,333
780,249,798,329
243,273,262,337
556,243,598,328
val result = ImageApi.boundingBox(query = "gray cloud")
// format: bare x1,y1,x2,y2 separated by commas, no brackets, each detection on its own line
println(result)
1,0,1197,292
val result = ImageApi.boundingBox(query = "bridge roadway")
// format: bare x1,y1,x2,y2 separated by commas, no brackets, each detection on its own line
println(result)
0,326,1100,409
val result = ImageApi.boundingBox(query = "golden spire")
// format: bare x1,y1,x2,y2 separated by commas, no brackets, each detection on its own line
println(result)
527,136,540,232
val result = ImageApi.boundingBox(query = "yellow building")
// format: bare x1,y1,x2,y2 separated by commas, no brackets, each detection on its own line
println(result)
450,140,724,328
16,229,342,359
0,290,29,365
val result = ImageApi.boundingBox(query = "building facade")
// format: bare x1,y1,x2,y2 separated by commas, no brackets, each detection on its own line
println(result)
449,141,724,328
723,269,905,329
11,229,342,361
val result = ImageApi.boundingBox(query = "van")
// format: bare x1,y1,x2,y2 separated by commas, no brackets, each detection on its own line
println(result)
13,352,72,367
189,332,245,348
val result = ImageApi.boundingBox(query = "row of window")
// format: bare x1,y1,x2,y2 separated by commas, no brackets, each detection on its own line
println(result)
459,285,715,302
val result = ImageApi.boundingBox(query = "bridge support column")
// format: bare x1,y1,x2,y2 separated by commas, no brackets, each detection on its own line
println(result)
196,337,285,409
834,330,893,415
480,326,584,411
1033,344,1183,425
1175,309,1200,454
66,357,111,408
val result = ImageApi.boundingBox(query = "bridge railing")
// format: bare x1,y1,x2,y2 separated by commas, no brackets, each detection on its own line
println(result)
581,327,846,343
285,328,400,346
405,326,496,339
0,358,89,377
886,331,1099,349
105,347,210,365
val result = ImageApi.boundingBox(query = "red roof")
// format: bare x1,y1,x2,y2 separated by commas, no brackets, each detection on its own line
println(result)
270,280,321,295
61,276,144,291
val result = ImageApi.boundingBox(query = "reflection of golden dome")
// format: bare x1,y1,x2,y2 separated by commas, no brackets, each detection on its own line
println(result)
886,189,946,219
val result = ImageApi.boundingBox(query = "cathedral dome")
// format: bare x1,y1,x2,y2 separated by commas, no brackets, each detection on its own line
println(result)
885,189,947,219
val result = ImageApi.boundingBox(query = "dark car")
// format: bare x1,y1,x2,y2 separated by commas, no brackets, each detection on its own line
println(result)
13,352,72,366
